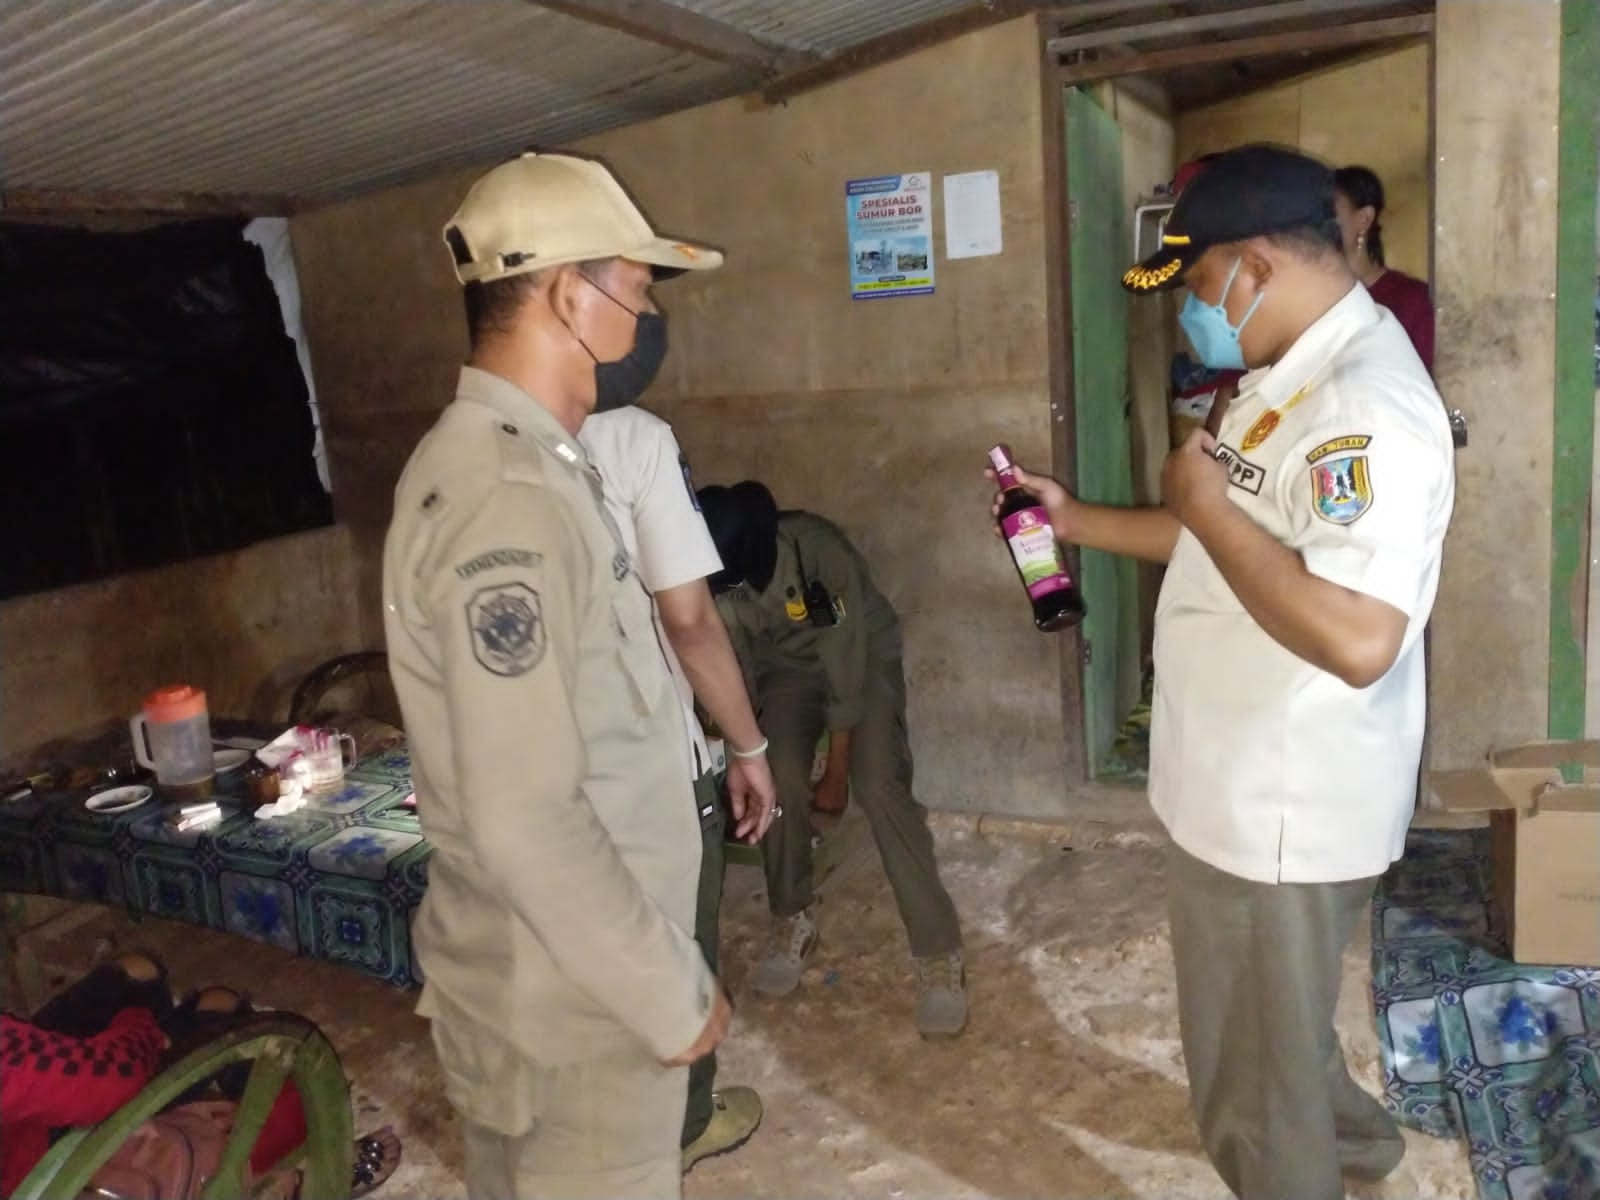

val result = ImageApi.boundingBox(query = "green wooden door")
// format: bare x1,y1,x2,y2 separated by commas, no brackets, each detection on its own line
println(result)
1065,87,1141,776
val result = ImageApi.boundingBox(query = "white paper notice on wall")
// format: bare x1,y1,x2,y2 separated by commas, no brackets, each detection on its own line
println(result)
943,170,1003,260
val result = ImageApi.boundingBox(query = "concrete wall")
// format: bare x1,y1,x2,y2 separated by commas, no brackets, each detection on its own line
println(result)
291,17,1075,817
1177,43,1433,281
1,526,362,759
1430,0,1563,765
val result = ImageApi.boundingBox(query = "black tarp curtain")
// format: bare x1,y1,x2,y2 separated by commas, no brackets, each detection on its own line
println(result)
0,218,332,599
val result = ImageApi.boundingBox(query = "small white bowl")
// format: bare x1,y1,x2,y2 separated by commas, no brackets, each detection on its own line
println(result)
86,785,153,814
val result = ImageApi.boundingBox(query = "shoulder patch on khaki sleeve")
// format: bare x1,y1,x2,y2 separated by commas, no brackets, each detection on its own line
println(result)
454,548,542,580
1309,455,1374,525
1306,434,1372,464
467,583,546,676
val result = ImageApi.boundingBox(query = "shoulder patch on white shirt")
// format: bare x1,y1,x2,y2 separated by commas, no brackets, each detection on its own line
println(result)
680,452,700,511
1309,454,1373,525
1306,434,1372,464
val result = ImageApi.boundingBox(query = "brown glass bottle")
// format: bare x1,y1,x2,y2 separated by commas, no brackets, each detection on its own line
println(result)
989,444,1086,632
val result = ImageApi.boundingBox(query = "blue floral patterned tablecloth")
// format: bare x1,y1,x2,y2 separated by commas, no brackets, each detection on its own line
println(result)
0,747,427,987
1373,829,1600,1200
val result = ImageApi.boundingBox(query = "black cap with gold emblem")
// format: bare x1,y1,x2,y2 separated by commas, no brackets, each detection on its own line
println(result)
1122,144,1337,294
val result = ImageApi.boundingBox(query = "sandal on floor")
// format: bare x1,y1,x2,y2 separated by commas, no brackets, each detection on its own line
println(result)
351,1126,402,1198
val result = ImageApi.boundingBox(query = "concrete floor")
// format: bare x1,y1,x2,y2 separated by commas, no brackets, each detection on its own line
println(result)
20,812,1476,1199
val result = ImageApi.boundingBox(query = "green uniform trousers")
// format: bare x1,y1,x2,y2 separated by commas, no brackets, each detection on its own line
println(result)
682,771,724,1147
1166,843,1405,1200
756,651,960,959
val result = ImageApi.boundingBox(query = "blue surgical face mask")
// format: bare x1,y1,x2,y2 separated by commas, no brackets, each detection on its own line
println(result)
1179,257,1264,371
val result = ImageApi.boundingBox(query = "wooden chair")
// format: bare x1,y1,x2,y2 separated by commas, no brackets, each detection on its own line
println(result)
288,653,401,730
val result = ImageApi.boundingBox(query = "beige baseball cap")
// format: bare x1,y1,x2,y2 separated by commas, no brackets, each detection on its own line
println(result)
444,152,722,285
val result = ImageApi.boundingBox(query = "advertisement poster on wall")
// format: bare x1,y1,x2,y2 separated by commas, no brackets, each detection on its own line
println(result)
846,172,934,300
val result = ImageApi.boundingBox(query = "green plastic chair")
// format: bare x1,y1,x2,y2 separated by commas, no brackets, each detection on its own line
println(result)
13,1013,354,1200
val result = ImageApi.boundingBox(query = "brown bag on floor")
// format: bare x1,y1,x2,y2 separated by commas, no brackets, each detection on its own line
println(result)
81,1100,300,1200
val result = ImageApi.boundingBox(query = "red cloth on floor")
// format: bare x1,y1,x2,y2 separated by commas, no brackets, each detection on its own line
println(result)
0,1008,308,1193
0,1008,166,1195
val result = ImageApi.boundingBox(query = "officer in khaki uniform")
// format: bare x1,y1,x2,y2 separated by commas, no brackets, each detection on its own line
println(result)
383,152,729,1199
697,483,967,1037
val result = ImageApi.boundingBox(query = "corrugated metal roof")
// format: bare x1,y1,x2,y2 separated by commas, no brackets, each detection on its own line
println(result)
0,0,991,209
676,0,980,55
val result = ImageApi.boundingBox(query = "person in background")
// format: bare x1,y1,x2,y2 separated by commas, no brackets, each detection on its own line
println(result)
384,152,730,1199
697,481,967,1037
1333,165,1435,372
1008,144,1454,1199
579,403,777,1171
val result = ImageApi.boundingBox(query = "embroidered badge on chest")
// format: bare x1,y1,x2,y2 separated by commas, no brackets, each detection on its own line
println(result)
1241,409,1280,452
467,583,546,676
1213,443,1265,496
1310,455,1373,525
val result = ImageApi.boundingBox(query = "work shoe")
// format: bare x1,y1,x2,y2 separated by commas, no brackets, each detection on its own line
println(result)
915,950,968,1037
682,1087,763,1173
751,909,818,997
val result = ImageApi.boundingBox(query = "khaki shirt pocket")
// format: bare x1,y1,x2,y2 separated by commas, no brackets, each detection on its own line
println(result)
430,1015,546,1138
612,595,668,718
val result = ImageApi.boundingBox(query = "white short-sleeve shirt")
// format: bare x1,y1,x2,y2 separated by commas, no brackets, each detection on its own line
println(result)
1149,285,1456,884
579,407,723,779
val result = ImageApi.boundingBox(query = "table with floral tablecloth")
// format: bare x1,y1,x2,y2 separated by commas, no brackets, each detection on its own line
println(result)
0,744,427,987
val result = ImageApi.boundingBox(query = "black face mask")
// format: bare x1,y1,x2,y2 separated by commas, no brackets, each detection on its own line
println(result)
574,275,668,413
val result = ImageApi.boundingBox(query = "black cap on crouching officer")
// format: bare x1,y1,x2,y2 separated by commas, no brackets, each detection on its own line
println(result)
1122,144,1339,294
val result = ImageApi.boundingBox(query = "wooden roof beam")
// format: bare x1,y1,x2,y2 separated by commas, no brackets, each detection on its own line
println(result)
1054,13,1434,85
1047,0,1427,54
1045,0,1198,31
0,188,297,218
763,0,1054,105
527,0,816,73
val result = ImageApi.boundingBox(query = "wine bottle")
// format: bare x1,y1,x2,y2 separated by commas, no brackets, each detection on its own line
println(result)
988,444,1086,632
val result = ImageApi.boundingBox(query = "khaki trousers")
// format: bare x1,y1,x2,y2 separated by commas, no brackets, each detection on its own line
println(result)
432,1011,685,1200
1166,843,1405,1200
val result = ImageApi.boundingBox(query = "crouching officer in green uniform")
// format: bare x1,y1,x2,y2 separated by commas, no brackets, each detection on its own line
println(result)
383,152,731,1199
697,481,967,1037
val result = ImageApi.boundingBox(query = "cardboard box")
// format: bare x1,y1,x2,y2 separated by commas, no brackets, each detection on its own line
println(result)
1429,740,1600,968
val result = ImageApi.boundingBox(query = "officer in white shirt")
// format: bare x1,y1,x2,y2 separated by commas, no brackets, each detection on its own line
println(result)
996,145,1454,1200
579,404,777,1171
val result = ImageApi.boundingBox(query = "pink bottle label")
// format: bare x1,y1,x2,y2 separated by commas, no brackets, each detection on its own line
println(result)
1000,505,1073,599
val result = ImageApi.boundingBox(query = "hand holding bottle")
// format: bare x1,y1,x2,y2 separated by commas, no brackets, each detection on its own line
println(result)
984,460,1078,543
986,444,1086,632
